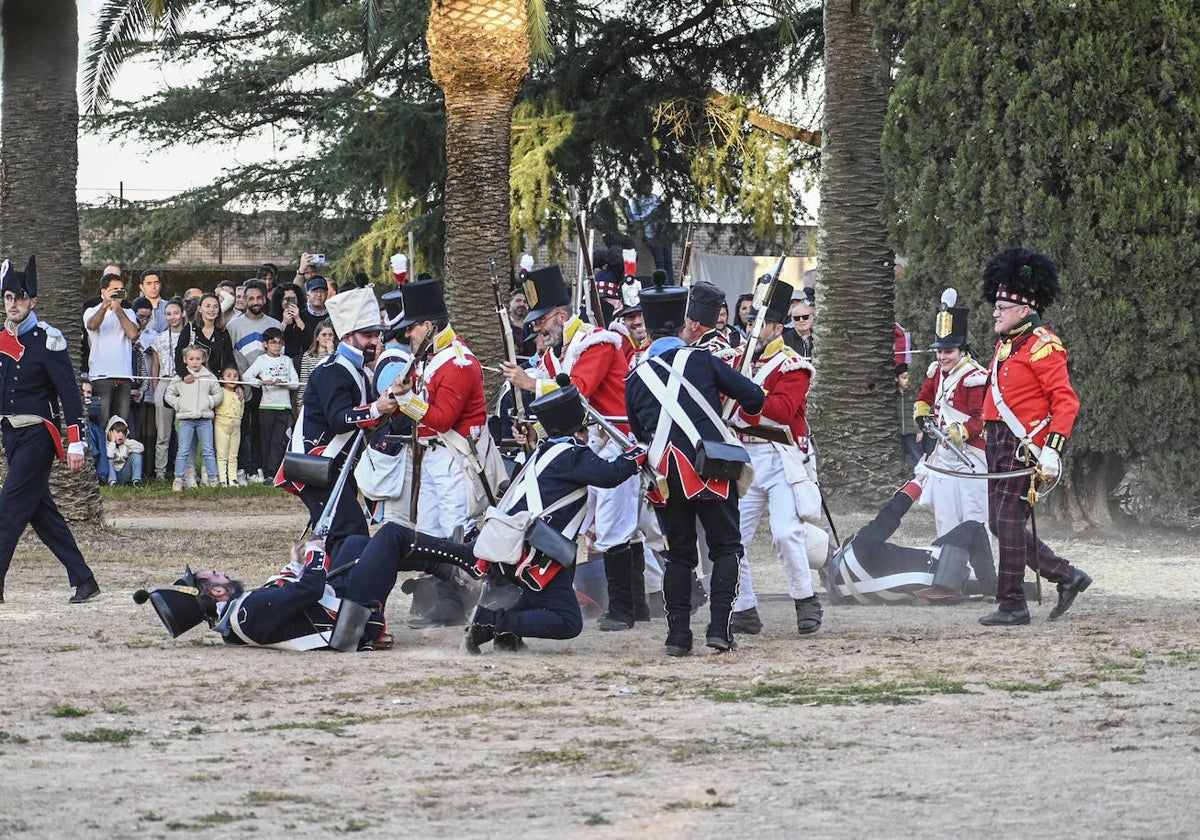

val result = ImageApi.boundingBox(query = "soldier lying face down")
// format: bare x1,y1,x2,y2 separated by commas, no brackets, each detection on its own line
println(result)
821,467,999,606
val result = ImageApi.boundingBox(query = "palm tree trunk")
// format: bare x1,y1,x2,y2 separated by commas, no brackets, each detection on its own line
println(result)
427,0,530,396
811,0,897,507
1,0,103,524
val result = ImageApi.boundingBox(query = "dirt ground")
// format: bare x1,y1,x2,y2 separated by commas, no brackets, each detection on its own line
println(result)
2,492,1199,839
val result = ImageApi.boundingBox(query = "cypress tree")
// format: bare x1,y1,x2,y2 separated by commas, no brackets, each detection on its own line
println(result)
876,0,1200,526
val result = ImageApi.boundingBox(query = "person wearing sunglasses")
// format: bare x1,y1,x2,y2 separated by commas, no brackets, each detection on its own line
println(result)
782,298,814,359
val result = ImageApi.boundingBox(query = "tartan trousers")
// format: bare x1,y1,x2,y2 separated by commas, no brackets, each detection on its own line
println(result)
986,423,1071,609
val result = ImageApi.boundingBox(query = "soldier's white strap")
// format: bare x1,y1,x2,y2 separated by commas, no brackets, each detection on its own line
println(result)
497,442,589,538
837,542,935,604
988,352,1049,457
225,588,341,651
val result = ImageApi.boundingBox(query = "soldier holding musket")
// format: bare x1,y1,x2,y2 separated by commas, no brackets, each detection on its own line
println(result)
726,280,826,637
977,248,1092,626
501,266,644,632
625,282,765,656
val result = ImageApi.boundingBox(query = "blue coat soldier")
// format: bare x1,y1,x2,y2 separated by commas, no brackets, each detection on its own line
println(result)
0,256,100,604
625,281,765,656
282,287,402,562
137,526,478,651
464,385,644,653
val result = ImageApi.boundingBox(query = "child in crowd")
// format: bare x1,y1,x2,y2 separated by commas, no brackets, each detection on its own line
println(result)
214,366,246,487
104,415,145,487
164,346,223,492
243,326,299,483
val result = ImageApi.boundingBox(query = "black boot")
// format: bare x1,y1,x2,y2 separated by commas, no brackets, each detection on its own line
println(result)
464,606,496,654
407,532,478,574
665,611,693,657
705,556,739,652
598,543,635,631
629,542,650,622
795,595,823,635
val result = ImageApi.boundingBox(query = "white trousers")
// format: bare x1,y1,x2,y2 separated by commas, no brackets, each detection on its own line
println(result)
415,445,470,538
922,444,989,538
586,432,640,552
734,443,814,609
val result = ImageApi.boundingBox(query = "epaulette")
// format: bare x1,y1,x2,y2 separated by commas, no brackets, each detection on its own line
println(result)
39,321,67,352
778,353,815,375
963,369,988,387
452,342,470,367
1029,327,1065,363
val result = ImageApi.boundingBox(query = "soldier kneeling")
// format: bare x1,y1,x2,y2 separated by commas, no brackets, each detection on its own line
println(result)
464,385,645,653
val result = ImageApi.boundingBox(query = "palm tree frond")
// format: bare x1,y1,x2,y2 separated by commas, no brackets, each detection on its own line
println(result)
82,0,153,116
527,0,551,62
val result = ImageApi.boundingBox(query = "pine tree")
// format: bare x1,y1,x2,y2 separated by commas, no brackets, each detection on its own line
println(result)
877,0,1200,526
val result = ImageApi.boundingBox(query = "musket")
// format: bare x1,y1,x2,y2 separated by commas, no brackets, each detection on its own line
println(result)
924,423,976,470
490,258,533,453
407,230,415,282
406,333,435,525
313,430,366,538
569,188,605,327
567,378,670,502
721,253,787,420
679,224,694,287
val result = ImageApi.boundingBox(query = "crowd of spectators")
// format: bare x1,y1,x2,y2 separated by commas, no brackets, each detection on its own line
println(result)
79,255,338,489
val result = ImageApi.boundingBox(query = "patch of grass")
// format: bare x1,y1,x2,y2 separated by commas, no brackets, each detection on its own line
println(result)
0,730,29,744
335,820,371,833
62,727,137,745
519,746,595,767
583,813,611,826
165,811,245,830
987,680,1063,693
1096,718,1123,731
257,718,368,737
698,675,970,707
50,704,90,718
1111,745,1139,753
138,812,164,822
241,791,307,806
45,644,83,653
187,725,203,735
1157,649,1200,667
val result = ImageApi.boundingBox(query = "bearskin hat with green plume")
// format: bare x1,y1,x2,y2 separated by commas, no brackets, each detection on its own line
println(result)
980,247,1060,314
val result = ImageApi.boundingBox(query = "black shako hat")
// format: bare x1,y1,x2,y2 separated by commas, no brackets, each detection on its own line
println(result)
523,265,571,325
0,256,37,298
752,275,794,323
381,288,405,323
395,278,449,329
929,288,970,349
640,273,688,337
134,566,214,638
981,247,1061,314
530,384,588,438
686,282,725,328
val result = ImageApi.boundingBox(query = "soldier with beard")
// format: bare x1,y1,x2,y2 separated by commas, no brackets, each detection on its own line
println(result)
501,266,644,631
283,287,401,563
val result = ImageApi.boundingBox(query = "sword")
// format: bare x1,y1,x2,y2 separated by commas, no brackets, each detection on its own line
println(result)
923,462,1037,480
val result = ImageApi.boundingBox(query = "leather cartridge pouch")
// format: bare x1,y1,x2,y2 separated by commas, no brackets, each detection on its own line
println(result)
329,599,373,652
282,452,336,488
526,519,577,568
693,439,751,481
932,543,970,591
